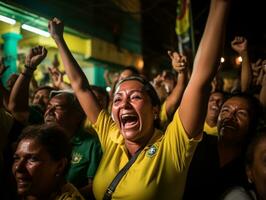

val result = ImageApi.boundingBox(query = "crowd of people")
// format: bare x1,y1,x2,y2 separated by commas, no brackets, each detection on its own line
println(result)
0,0,266,199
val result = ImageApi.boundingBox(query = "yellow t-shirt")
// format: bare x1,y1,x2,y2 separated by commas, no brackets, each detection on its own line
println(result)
203,122,218,136
92,110,200,200
159,101,169,130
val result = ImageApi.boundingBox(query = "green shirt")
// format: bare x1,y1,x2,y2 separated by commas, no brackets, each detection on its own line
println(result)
66,129,102,189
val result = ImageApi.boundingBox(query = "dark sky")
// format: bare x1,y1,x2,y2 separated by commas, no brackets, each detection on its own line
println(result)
191,0,266,60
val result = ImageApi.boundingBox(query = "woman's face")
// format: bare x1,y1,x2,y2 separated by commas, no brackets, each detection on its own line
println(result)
246,137,266,200
217,97,251,145
12,139,62,197
112,80,156,143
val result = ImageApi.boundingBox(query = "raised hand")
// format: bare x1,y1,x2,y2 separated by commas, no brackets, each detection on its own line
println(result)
168,51,187,73
231,36,247,54
48,17,64,40
25,46,47,70
48,66,63,89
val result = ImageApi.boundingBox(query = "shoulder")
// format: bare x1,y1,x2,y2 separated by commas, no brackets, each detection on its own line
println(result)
56,183,85,200
222,186,255,200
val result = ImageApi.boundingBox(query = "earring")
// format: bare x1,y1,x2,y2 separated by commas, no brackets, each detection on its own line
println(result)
248,178,253,184
154,114,158,120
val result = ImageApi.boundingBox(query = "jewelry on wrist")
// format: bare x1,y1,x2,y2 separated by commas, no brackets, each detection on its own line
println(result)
24,65,36,72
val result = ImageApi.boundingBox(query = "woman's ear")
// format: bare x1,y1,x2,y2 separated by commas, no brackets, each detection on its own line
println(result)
246,165,254,184
153,106,160,120
56,158,68,177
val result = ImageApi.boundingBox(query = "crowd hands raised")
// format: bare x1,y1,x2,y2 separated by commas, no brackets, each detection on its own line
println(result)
0,0,266,199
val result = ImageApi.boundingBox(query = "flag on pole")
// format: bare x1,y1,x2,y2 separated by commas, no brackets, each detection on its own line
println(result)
175,0,194,56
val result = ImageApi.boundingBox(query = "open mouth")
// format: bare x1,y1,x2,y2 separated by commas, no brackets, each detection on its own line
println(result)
221,122,237,130
44,115,56,123
16,176,31,188
120,113,139,129
211,105,219,111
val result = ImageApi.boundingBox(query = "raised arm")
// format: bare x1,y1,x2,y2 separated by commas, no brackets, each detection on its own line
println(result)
178,0,231,138
48,18,101,123
165,51,188,119
8,46,47,124
231,36,252,92
0,60,10,110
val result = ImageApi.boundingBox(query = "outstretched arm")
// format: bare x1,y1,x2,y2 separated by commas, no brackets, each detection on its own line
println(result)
48,18,101,123
178,0,231,138
165,51,188,119
8,46,47,124
0,60,10,110
231,36,252,92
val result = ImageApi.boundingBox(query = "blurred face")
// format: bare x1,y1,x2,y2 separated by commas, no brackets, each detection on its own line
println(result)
246,136,266,200
112,80,156,143
32,89,50,109
161,71,175,93
217,97,251,145
44,95,77,127
207,92,224,120
12,139,61,197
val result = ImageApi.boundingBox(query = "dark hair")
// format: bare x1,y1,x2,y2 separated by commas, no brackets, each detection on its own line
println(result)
16,124,72,176
122,66,140,76
90,85,110,110
33,86,54,97
115,75,161,128
246,127,266,167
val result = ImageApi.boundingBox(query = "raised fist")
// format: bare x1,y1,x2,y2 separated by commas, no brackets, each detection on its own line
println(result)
25,46,47,70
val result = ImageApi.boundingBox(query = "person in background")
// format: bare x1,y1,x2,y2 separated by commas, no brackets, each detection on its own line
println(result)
8,47,102,199
231,36,252,93
47,0,230,198
204,90,227,136
184,93,263,200
12,124,85,200
159,51,189,130
221,127,266,200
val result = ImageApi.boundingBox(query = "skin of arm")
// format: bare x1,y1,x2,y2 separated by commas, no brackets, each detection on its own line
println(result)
259,66,266,109
0,59,10,110
48,18,101,124
165,51,188,119
231,36,252,92
178,0,231,138
8,46,47,124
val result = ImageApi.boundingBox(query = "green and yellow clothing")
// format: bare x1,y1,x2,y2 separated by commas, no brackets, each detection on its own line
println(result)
66,129,102,189
92,110,200,200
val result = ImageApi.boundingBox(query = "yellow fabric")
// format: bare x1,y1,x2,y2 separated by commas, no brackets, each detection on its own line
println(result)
55,182,85,200
92,110,200,200
84,118,98,135
159,101,169,130
203,122,218,136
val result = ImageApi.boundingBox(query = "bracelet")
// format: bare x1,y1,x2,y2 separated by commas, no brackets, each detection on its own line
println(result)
24,65,36,72
21,70,33,78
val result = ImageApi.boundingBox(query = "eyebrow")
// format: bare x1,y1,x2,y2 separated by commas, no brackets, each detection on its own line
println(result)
114,89,144,95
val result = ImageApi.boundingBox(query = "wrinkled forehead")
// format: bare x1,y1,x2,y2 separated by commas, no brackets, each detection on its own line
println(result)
222,96,250,110
49,94,73,106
